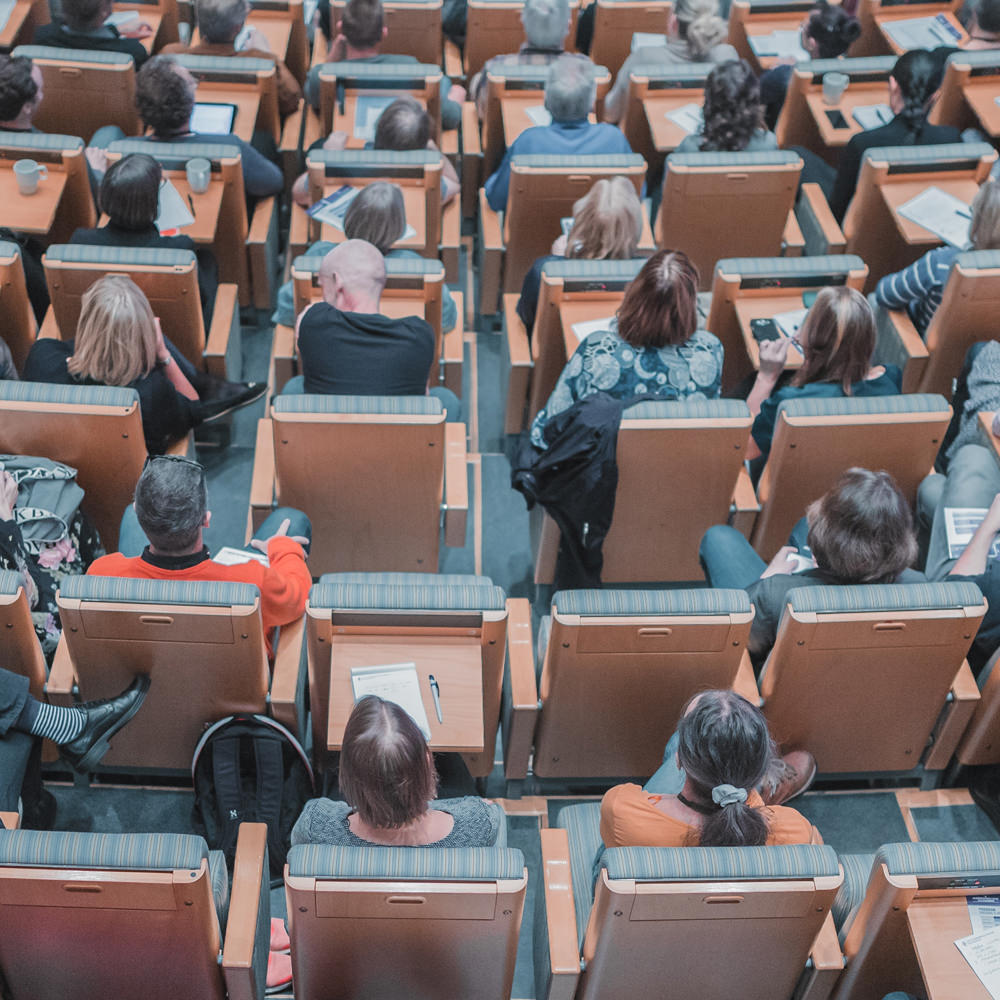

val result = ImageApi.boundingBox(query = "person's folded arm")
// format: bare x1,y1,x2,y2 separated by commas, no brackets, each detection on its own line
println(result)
259,536,312,627
952,493,1000,577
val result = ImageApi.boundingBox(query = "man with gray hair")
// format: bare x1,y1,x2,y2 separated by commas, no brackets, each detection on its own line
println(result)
484,54,633,210
470,0,578,116
161,0,302,118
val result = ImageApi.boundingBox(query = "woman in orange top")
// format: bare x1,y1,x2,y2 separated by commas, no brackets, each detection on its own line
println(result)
601,690,820,848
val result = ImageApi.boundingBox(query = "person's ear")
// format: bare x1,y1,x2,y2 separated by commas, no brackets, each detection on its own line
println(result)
381,25,388,40
203,510,212,529
667,12,679,35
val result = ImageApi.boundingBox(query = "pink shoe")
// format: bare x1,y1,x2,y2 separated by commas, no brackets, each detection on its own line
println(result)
267,952,293,994
270,917,290,953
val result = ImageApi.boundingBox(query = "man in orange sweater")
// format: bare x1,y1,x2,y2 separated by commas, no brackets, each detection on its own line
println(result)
89,456,311,654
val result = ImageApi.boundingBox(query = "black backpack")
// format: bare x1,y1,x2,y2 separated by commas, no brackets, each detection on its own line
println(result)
191,714,314,879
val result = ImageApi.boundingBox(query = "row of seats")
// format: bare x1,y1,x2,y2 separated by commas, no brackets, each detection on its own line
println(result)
0,819,996,1000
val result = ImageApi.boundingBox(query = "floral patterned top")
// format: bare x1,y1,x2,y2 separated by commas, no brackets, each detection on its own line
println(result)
530,323,724,448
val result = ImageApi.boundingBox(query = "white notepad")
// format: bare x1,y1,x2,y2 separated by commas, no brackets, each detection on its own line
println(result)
748,29,808,61
351,662,432,739
956,926,1000,999
773,308,808,339
944,508,1000,560
851,103,893,130
665,102,703,135
213,546,269,568
352,95,395,141
571,316,615,341
155,178,195,233
524,104,552,127
970,896,1000,935
896,186,972,249
882,13,961,50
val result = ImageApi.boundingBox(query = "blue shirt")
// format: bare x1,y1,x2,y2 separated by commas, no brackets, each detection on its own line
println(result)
484,119,634,211
874,245,960,337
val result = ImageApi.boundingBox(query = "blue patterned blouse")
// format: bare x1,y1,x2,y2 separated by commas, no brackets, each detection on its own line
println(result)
529,323,725,448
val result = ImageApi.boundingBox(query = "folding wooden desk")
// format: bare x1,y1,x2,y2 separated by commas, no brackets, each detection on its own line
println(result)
734,294,807,374
877,10,967,54
0,0,44,51
643,92,703,153
105,172,225,244
191,18,293,66
326,636,485,753
804,84,892,151
738,15,809,73
500,96,600,147
114,5,163,52
0,162,68,236
194,85,261,145
555,298,624,371
908,897,994,1000
962,79,1000,139
881,177,981,249
312,180,428,251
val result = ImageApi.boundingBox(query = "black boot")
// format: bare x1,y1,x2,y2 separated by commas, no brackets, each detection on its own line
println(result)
60,675,151,773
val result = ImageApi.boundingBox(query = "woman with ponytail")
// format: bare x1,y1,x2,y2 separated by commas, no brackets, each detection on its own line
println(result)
600,690,820,848
604,0,737,123
828,49,962,221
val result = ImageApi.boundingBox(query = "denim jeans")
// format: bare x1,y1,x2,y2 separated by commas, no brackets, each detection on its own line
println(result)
699,517,810,590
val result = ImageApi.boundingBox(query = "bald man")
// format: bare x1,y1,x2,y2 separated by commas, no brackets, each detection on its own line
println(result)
293,239,435,396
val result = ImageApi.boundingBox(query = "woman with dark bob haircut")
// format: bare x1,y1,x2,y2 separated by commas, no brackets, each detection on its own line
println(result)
70,153,220,327
745,285,901,471
602,690,820,848
699,467,925,666
291,696,504,847
674,60,778,154
529,249,724,448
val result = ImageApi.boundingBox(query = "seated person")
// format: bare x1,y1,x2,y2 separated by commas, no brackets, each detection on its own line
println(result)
823,50,962,222
292,95,460,207
603,0,737,125
673,60,778,154
304,0,463,130
70,152,220,330
700,468,925,665
470,0,579,118
89,454,311,656
966,0,1000,49
161,0,302,119
745,286,901,469
760,1,860,130
34,0,152,66
276,182,457,332
484,55,633,212
22,275,263,454
292,695,504,846
530,249,723,448
134,55,284,198
291,239,440,397
517,175,644,334
601,690,819,848
874,178,1000,336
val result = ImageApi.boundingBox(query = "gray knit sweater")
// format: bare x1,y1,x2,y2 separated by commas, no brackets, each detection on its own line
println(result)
290,797,503,848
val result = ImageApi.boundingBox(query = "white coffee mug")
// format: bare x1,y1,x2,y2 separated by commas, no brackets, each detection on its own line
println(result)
822,72,849,106
13,158,47,195
186,157,211,194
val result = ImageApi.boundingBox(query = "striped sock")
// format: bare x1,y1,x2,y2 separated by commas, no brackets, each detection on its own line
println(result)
27,702,86,744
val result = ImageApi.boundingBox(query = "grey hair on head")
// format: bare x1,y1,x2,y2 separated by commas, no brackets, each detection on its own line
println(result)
521,0,570,49
544,55,596,123
134,458,208,552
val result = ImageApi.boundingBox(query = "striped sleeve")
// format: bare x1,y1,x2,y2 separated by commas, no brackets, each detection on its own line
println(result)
873,247,956,331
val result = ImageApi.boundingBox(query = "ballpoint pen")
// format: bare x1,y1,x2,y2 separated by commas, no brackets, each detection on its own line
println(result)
187,193,196,218
429,675,443,723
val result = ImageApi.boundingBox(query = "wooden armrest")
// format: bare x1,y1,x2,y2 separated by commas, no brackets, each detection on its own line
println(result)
729,465,760,539
38,306,62,341
0,812,19,829
289,203,311,259
441,198,460,284
443,421,468,547
441,128,459,158
782,209,805,257
872,304,929,395
536,828,582,1000
925,659,980,771
441,290,463,398
444,39,463,81
502,292,533,435
279,99,305,186
796,913,845,1000
248,196,280,311
249,418,276,536
301,106,323,153
270,614,305,740
222,822,269,1000
503,597,538,781
271,323,297,395
478,188,504,316
795,183,845,255
732,649,761,705
461,100,482,220
45,635,76,705
204,283,241,380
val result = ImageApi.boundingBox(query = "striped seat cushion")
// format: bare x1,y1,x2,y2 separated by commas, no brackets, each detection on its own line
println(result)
314,60,442,78
208,849,229,929
833,852,875,937
623,399,750,421
602,843,841,881
803,55,894,77
320,573,494,587
172,53,274,73
0,570,23,595
716,254,865,278
45,244,195,268
865,142,993,167
540,258,644,281
286,845,525,879
554,588,752,617
668,150,801,168
309,580,506,612
13,45,131,65
272,394,442,416
786,581,985,614
956,250,1000,272
878,840,1000,876
0,830,208,870
552,802,604,947
0,382,138,408
510,154,645,169
293,255,445,278
777,393,949,419
60,576,260,607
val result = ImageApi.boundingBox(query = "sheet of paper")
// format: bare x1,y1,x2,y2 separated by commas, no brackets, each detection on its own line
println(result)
213,546,269,568
883,13,962,50
665,102,704,135
748,29,809,60
190,101,237,134
571,316,615,341
155,178,195,233
303,0,318,25
352,94,396,141
560,215,574,236
944,508,1000,560
896,185,972,249
351,662,431,739
970,896,1000,935
525,104,552,127
852,103,893,130
308,184,359,228
773,308,808,339
956,926,1000,999
104,8,138,25
631,31,667,52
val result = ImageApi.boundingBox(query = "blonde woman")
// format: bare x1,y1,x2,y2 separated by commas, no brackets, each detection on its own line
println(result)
604,0,737,124
24,275,203,453
875,180,1000,336
517,176,645,333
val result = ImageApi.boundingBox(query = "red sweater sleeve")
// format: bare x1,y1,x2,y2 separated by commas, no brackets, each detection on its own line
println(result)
259,536,311,629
